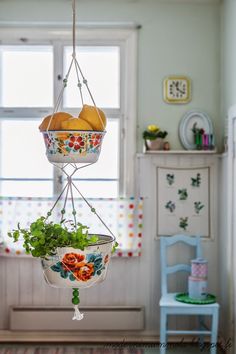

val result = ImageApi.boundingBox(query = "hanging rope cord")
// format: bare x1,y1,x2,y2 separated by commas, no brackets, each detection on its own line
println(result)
46,163,116,241
43,0,115,239
41,0,116,323
46,0,105,133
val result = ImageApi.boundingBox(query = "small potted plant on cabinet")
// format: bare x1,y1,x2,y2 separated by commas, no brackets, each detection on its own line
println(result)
143,124,168,151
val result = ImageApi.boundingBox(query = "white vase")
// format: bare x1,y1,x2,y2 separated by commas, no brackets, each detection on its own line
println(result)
146,138,164,151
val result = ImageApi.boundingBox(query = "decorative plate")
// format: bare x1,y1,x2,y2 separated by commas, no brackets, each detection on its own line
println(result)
175,293,216,305
179,111,213,150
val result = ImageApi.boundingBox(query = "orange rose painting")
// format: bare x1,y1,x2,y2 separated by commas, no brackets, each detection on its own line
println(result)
62,253,85,271
73,263,94,281
51,252,105,282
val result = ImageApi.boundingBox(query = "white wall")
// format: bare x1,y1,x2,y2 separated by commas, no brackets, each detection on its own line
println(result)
218,154,234,351
219,1,236,350
0,0,221,151
220,0,236,137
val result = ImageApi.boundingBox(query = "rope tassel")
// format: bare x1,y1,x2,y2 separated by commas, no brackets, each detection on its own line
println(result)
72,305,84,321
72,288,84,320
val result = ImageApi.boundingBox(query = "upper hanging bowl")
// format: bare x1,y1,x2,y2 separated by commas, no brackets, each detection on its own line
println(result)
42,130,106,163
40,107,107,163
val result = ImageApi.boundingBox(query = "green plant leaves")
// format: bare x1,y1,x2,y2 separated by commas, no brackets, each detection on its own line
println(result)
7,216,103,259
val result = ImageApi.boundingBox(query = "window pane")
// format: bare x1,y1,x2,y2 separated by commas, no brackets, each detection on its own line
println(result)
75,119,119,179
64,46,120,108
0,119,53,179
0,181,52,197
0,46,53,107
71,181,118,198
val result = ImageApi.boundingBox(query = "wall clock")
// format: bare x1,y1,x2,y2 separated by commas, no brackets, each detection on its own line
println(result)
163,76,191,104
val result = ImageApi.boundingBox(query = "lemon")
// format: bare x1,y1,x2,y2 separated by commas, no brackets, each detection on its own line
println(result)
61,117,93,130
39,112,72,131
79,104,106,131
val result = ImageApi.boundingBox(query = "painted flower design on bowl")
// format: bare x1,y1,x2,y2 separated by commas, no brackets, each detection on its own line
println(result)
50,252,107,282
42,131,106,163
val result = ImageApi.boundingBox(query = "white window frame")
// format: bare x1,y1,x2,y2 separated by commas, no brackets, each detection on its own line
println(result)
0,25,137,197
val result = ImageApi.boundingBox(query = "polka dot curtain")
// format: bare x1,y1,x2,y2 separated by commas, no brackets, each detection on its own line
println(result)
0,197,143,257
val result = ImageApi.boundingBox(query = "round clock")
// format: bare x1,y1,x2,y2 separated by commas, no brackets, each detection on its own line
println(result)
163,76,191,104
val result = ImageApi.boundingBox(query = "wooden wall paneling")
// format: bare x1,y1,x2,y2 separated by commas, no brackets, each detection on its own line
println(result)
5,258,20,329
59,288,71,307
0,258,7,329
137,155,159,332
44,282,61,306
218,155,230,338
32,258,47,306
19,258,33,306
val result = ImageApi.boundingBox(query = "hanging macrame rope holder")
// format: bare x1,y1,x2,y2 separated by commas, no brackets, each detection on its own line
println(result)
40,0,116,321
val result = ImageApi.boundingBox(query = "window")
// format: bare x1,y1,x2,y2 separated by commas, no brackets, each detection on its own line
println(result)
0,26,137,198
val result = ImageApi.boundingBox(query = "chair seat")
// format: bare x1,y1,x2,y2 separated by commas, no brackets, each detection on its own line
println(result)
160,293,219,308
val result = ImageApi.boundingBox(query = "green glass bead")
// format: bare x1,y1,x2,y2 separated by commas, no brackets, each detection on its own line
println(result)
61,209,65,214
73,290,79,296
47,211,52,216
72,297,80,305
72,210,76,215
91,208,96,213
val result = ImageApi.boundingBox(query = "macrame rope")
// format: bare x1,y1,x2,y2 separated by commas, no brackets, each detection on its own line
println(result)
60,182,70,222
39,0,116,323
71,180,116,240
73,305,84,321
46,57,74,133
74,58,105,130
69,178,77,225
45,181,70,220
72,0,76,59
74,60,84,105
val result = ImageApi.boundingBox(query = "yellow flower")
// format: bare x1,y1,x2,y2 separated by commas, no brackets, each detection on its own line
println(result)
147,124,159,132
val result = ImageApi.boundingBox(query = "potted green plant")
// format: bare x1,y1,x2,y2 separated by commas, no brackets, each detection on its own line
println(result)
8,216,116,288
143,124,168,151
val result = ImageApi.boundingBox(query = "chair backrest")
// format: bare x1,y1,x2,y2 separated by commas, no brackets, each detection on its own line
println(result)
160,234,202,296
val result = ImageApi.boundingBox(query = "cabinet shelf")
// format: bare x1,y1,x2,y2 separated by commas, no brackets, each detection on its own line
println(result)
139,149,217,156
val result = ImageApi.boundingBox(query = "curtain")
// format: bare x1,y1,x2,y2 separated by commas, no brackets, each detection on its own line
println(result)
0,197,143,257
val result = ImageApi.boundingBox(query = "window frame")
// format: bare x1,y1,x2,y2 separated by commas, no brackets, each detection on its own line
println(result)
0,25,137,197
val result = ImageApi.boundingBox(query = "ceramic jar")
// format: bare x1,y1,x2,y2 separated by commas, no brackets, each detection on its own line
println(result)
145,138,164,151
191,258,208,279
188,258,208,300
188,276,207,300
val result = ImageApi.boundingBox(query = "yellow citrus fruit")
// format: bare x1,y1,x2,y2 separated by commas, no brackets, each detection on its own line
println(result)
61,117,93,130
39,112,72,131
79,104,106,131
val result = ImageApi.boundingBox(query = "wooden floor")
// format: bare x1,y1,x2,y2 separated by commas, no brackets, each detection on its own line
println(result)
0,332,227,353
0,344,225,354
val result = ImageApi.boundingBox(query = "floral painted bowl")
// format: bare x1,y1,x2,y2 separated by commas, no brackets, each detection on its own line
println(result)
41,234,114,289
42,130,106,163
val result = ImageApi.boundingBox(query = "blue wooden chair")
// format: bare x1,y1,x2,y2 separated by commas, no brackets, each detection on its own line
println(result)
159,235,219,354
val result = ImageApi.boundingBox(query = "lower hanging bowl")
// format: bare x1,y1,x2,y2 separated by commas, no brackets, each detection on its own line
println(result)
41,234,114,288
42,130,106,163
